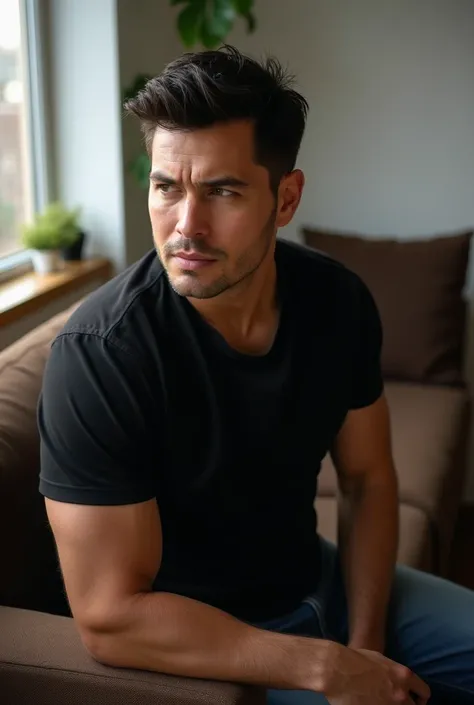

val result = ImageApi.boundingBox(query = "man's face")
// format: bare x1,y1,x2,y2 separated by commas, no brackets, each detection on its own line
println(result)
148,120,302,299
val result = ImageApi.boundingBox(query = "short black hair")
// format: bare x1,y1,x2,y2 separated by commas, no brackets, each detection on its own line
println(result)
124,45,308,192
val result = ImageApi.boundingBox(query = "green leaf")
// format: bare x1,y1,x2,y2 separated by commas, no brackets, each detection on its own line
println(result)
129,152,151,190
203,0,234,41
243,10,256,32
172,0,255,48
232,0,253,14
200,23,223,49
177,3,204,47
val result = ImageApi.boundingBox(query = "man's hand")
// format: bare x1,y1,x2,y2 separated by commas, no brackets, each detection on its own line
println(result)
347,635,385,653
323,643,431,704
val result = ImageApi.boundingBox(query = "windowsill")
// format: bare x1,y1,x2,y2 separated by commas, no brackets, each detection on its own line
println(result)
0,250,34,282
0,258,113,327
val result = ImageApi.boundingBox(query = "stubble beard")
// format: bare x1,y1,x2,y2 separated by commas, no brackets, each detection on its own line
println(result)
157,209,277,300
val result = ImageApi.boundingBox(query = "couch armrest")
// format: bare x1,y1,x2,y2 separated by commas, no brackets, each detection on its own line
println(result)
0,607,266,705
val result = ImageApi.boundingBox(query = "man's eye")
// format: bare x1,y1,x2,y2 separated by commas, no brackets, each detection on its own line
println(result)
154,183,177,194
211,187,234,197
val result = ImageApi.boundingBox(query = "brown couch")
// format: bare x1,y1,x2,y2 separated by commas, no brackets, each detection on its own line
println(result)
0,227,471,703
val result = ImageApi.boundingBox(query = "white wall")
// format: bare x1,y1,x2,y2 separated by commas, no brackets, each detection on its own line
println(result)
229,0,474,243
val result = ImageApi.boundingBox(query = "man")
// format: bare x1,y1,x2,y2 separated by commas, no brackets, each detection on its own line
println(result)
39,46,473,704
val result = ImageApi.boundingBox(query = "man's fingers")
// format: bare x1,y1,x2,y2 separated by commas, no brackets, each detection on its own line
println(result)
407,670,431,703
396,663,430,703
407,695,429,705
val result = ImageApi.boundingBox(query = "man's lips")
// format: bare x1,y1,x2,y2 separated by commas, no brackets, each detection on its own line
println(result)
172,252,217,270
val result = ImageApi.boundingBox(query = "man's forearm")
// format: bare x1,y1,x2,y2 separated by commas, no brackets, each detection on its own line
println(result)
338,471,399,652
82,590,331,692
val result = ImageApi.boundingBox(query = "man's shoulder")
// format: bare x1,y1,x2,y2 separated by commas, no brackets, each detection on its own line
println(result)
57,249,167,352
277,237,364,299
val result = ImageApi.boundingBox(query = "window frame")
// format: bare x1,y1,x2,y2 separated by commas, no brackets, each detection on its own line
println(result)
0,0,52,277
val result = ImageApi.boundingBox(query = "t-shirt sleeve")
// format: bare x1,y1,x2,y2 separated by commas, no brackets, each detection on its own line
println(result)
38,332,157,505
349,277,384,410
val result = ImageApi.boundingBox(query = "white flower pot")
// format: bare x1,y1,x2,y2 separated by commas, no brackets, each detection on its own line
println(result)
30,249,63,274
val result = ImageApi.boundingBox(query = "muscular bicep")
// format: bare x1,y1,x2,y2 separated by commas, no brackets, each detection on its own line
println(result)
331,394,397,492
45,497,162,636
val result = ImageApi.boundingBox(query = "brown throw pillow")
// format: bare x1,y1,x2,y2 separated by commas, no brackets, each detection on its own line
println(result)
302,228,472,385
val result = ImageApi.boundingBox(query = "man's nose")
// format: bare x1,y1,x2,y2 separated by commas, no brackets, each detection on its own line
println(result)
176,197,209,239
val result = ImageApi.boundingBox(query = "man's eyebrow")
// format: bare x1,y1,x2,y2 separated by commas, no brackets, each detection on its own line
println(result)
149,170,249,188
149,170,176,184
203,176,249,188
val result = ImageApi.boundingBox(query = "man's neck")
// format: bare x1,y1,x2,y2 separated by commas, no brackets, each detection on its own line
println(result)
188,255,279,356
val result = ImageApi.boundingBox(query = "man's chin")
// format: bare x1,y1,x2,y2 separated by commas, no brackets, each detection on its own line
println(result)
167,273,227,300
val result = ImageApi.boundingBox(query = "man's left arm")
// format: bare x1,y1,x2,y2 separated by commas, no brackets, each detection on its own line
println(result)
331,393,399,654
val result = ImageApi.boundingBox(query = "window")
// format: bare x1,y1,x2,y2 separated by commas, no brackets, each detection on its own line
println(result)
0,0,48,271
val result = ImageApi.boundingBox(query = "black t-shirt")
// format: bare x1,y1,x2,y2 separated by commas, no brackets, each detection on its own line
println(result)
38,239,383,622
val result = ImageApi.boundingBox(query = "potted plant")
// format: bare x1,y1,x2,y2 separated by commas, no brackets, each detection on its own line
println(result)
21,202,82,274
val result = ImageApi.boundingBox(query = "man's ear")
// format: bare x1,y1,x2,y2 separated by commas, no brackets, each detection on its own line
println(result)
276,169,305,228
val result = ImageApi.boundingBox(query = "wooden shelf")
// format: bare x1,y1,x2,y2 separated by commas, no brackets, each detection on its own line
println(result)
0,258,113,327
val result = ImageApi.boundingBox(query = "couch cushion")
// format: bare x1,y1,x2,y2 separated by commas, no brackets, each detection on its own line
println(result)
0,607,265,705
315,497,434,572
302,228,472,385
0,302,80,612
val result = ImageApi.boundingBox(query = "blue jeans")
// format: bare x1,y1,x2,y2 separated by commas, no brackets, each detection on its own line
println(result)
256,538,474,704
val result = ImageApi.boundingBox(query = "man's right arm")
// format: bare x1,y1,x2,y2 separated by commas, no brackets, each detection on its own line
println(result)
45,496,329,692
38,333,327,690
